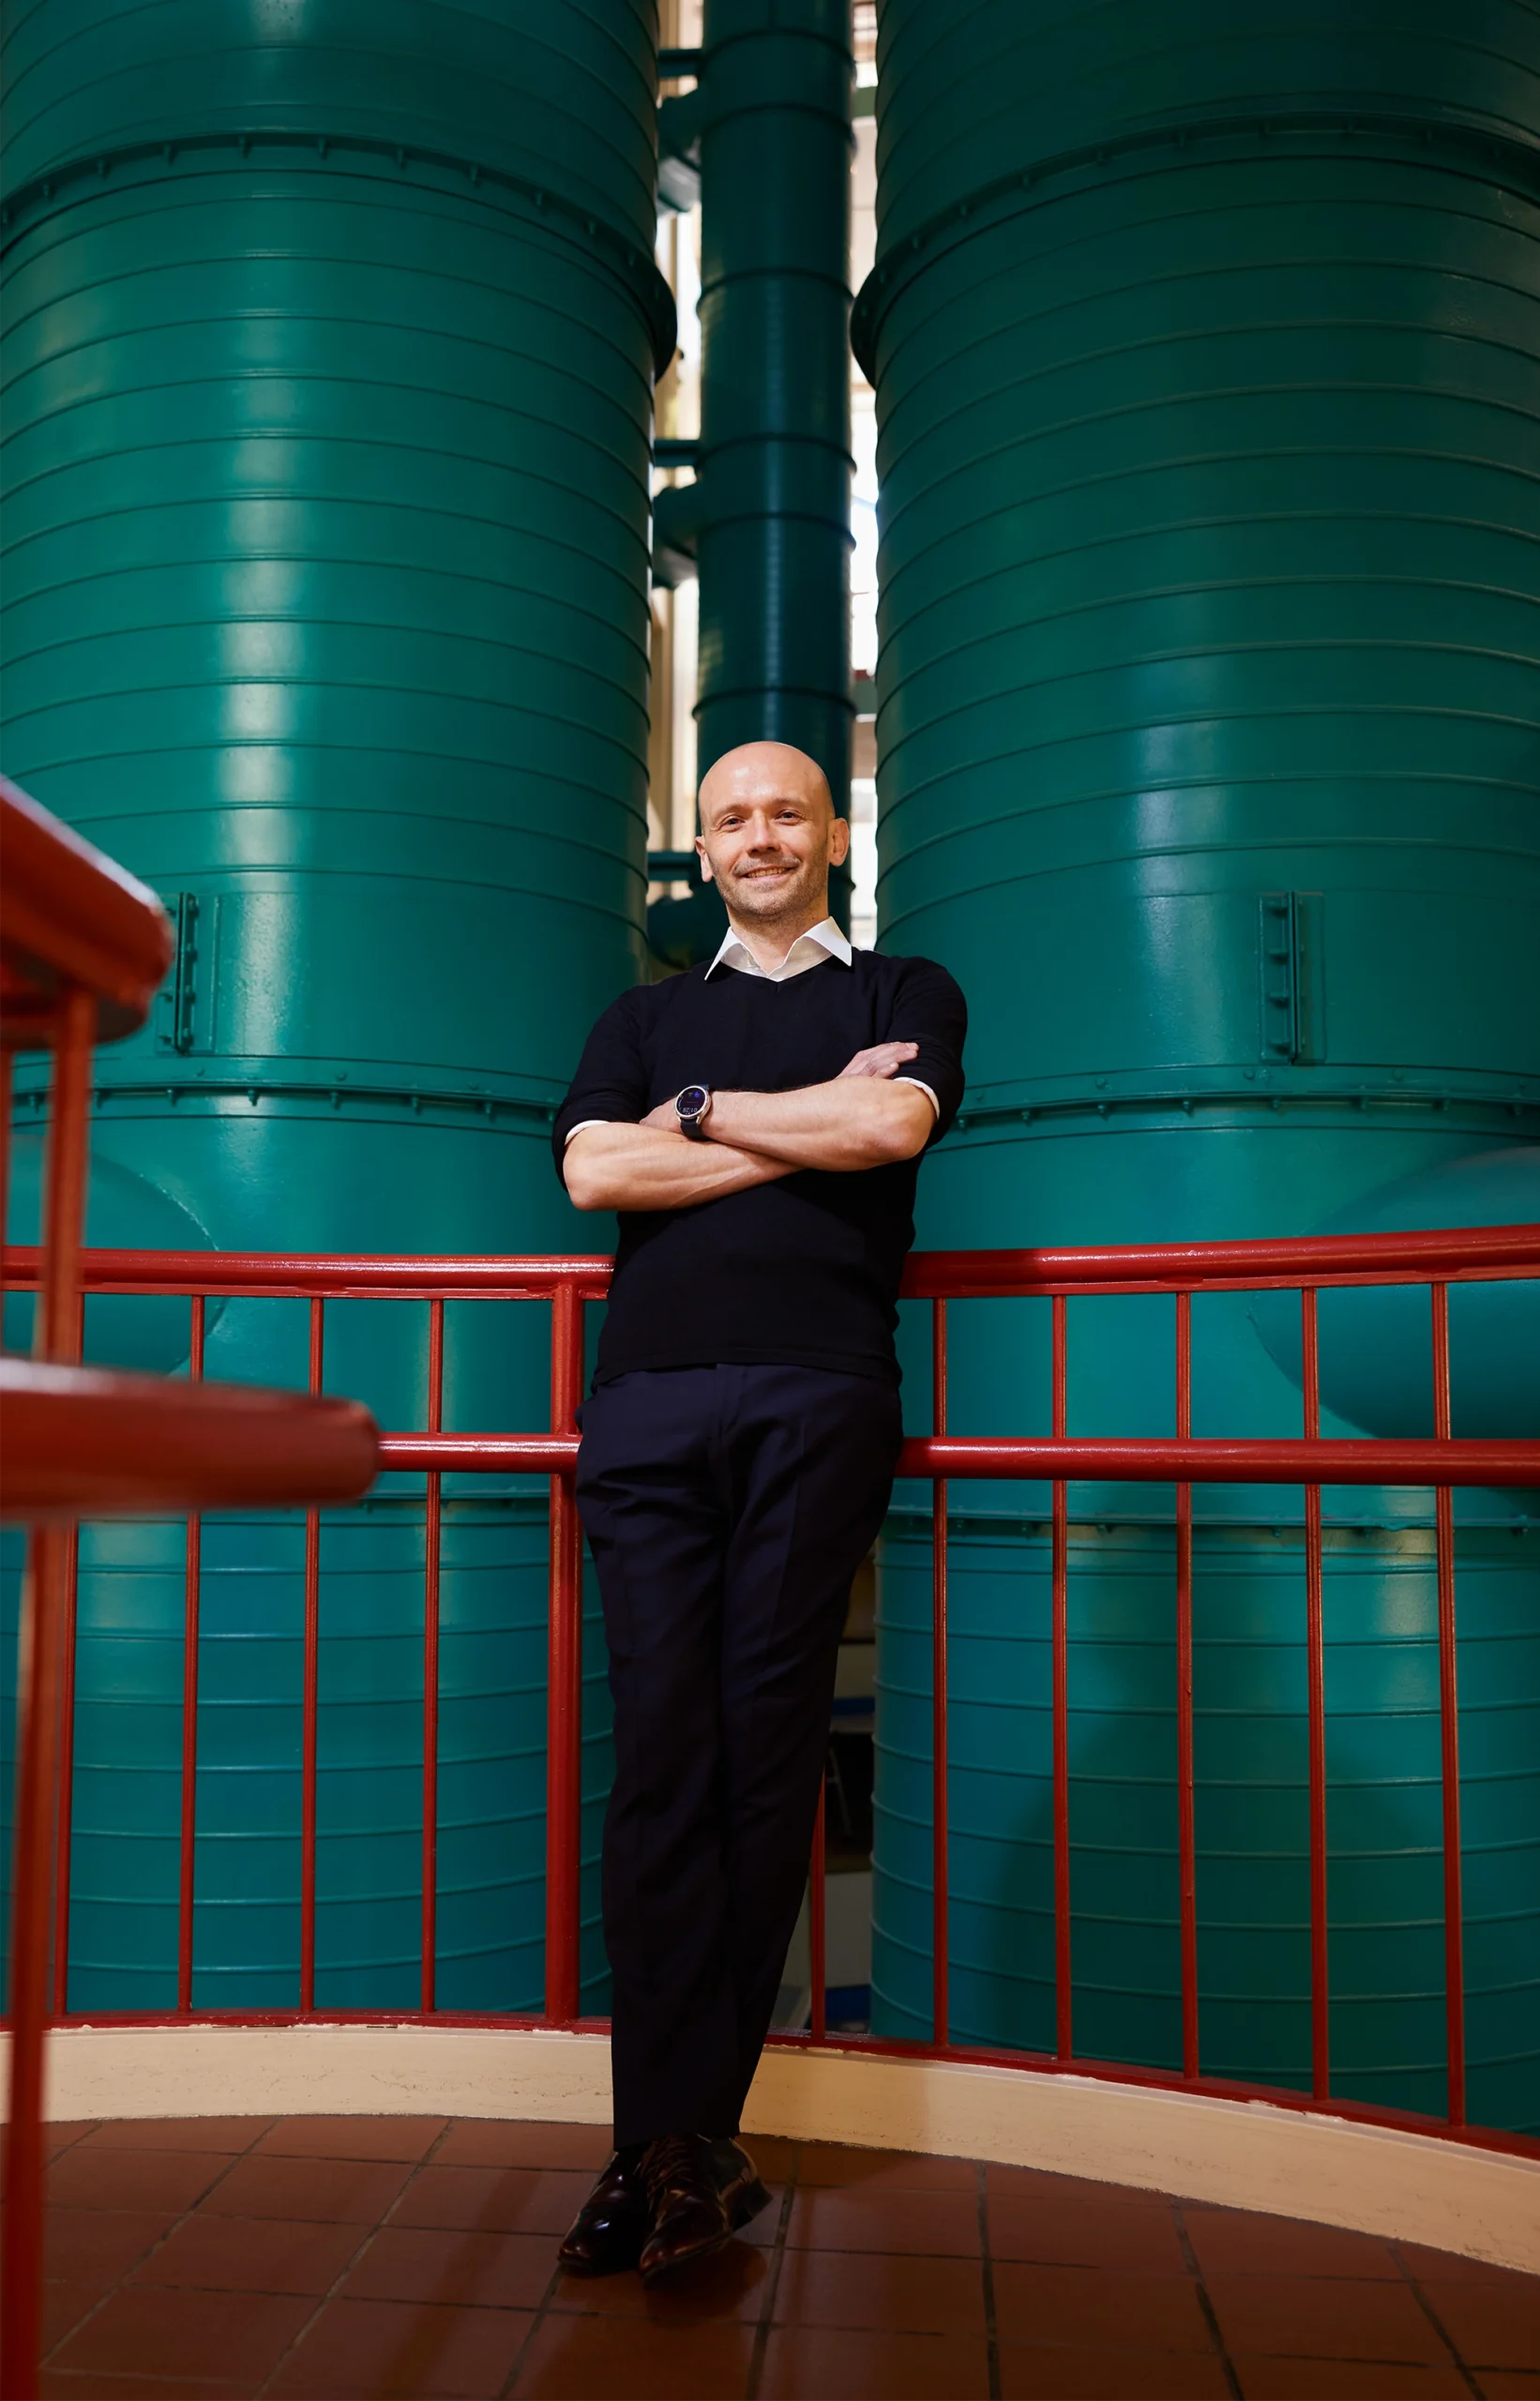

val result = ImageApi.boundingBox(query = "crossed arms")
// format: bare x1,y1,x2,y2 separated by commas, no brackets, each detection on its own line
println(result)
561,1042,936,1213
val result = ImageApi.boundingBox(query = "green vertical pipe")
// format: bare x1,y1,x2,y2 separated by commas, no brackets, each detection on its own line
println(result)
695,0,853,901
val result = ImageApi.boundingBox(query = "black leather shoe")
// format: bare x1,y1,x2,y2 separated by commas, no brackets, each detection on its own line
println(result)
556,2144,648,2275
638,2132,773,2284
711,2137,773,2237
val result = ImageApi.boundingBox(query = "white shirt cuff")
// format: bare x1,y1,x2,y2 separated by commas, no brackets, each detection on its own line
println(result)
896,1077,940,1119
563,1120,611,1145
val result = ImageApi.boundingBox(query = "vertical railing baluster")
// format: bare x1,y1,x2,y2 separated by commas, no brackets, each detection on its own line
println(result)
421,1296,445,2015
299,1296,324,2014
931,1294,949,2048
1431,1282,1465,2126
1051,1290,1072,2061
1175,1291,1198,2079
2,984,92,2401
0,1047,12,1295
545,1281,585,2022
178,1295,205,2013
809,1779,827,2043
1301,1286,1330,2099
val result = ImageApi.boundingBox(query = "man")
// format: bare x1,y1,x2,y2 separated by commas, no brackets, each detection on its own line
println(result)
551,739,966,2282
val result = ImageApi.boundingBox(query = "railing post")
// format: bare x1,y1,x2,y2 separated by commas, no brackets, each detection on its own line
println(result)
421,1297,445,2014
931,1295,949,2048
177,1296,205,2013
1051,1291,1072,2061
3,985,93,2401
1174,1291,1198,2079
1301,1288,1330,2099
545,1281,585,2022
809,1780,827,2043
299,1298,325,2013
1431,1283,1466,2126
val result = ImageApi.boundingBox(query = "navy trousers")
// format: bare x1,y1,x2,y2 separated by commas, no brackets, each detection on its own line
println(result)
575,1363,902,2147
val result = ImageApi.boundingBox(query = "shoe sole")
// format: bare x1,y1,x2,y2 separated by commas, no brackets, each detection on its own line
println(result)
637,2177,775,2287
556,2243,642,2278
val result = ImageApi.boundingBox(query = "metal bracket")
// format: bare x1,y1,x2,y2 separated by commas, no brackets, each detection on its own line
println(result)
1259,892,1324,1064
154,893,219,1054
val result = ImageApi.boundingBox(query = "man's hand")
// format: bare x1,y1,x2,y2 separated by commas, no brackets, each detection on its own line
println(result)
838,1041,919,1080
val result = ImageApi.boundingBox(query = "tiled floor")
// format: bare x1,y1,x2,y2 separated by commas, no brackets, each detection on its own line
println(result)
13,2114,1539,2398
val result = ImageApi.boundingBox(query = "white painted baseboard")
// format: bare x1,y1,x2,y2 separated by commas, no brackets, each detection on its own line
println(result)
9,2023,1537,2275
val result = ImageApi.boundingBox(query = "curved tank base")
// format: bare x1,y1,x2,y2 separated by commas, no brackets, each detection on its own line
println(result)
873,1517,1540,2137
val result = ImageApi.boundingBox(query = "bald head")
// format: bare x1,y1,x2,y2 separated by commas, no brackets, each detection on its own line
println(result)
699,740,833,828
695,741,850,942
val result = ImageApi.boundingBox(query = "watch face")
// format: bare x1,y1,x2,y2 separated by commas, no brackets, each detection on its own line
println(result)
677,1085,709,1116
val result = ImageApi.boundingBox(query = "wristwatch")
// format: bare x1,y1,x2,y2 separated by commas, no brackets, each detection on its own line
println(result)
675,1084,713,1141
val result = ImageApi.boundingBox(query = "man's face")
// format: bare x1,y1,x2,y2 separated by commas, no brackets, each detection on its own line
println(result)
695,742,851,928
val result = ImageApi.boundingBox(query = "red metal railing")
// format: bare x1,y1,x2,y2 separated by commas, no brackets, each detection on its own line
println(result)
3,1225,1538,2168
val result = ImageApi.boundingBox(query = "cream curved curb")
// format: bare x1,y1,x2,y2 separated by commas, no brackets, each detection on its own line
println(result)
12,2024,1538,2275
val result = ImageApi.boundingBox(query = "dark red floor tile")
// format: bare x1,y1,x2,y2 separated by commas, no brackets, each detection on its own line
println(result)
44,2208,174,2287
2,2123,98,2168
46,2284,313,2384
432,2122,611,2171
267,2296,534,2398
339,2225,552,2311
773,2245,986,2333
736,2179,783,2245
551,2236,767,2322
1399,2241,1536,2284
392,2164,592,2237
1472,2377,1540,2397
759,2324,990,2398
787,2182,980,2256
739,2134,795,2182
129,2210,365,2294
988,2191,1187,2272
992,2263,1213,2353
796,2141,977,2191
508,2311,755,2398
1418,2277,1540,2370
198,2152,415,2224
1230,2359,1472,2398
997,2341,1232,2398
47,2148,234,2215
41,2284,111,2350
255,2116,446,2162
77,2119,269,2154
1205,2272,1449,2363
41,2377,250,2401
1184,2205,1400,2281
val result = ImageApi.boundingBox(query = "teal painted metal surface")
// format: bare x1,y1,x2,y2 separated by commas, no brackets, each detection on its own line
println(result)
878,1520,1540,2130
0,0,670,2011
861,1,1540,2125
693,0,854,902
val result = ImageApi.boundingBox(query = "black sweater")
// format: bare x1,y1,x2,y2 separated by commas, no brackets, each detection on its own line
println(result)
552,950,967,1387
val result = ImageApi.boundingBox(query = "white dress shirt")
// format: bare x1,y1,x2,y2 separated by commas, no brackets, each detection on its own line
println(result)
566,916,938,1142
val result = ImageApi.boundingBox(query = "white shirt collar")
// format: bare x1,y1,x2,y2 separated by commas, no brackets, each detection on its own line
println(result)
704,915,853,983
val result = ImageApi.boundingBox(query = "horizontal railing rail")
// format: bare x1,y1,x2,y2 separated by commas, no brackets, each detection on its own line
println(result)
3,1229,1538,2165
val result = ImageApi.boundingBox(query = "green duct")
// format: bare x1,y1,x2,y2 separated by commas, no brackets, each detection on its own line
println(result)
860,1,1540,2128
1,0,672,2013
692,0,854,912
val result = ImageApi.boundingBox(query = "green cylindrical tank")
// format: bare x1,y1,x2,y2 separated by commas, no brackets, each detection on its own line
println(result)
1,0,671,2011
860,0,1540,2128
695,0,853,868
